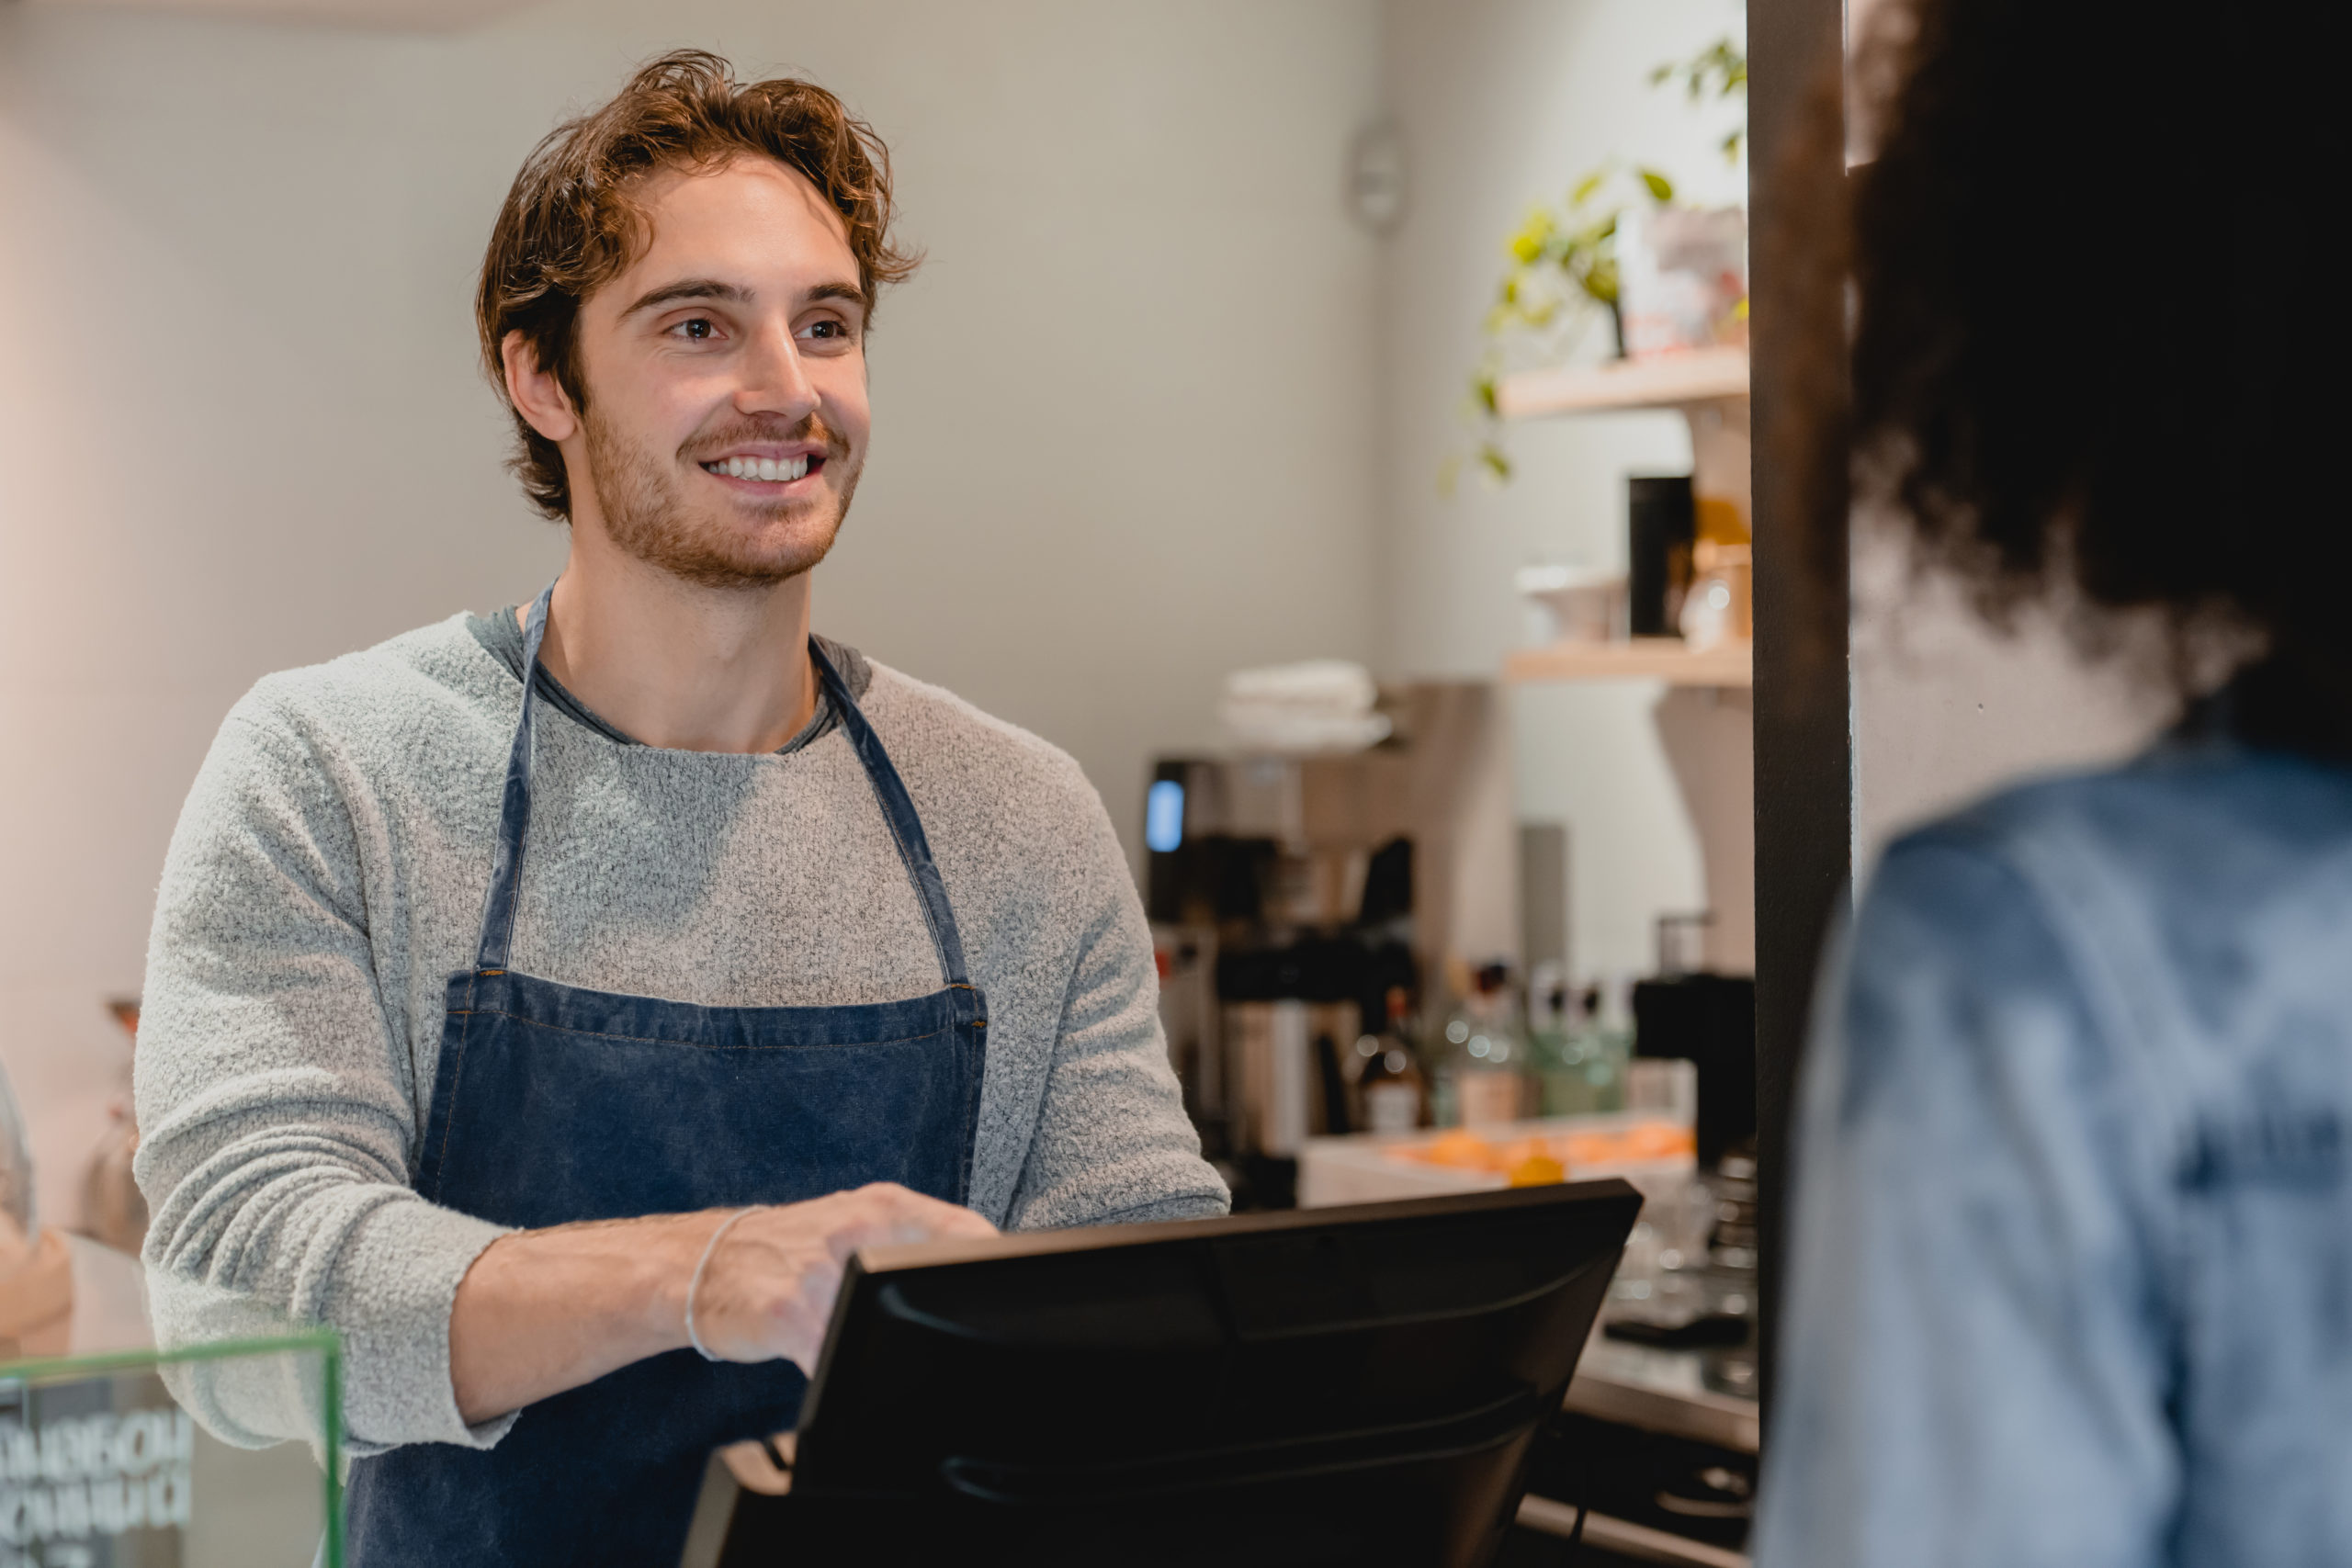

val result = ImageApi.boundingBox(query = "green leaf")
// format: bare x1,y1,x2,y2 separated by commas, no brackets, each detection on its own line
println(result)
1508,207,1556,265
1648,62,1674,85
1479,444,1513,484
1570,169,1607,208
1473,373,1498,417
1639,167,1676,203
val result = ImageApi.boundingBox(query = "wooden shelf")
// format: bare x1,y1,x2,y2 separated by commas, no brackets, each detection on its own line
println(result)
1505,637,1751,687
1497,346,1749,418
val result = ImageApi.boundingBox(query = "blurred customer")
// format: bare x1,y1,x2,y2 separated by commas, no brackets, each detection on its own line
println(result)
1755,2,2352,1565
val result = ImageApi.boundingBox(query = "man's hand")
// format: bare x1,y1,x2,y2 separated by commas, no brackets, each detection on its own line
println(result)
687,1185,998,1368
448,1183,995,1425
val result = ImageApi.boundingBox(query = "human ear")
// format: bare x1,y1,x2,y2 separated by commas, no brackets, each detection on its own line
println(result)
502,330,580,444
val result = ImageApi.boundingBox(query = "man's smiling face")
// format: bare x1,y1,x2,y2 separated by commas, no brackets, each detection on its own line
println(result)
551,156,872,588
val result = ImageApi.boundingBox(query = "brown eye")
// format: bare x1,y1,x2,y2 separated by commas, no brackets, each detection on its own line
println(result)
680,318,715,340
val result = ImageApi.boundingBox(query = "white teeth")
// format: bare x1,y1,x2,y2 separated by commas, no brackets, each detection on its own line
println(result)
707,455,810,481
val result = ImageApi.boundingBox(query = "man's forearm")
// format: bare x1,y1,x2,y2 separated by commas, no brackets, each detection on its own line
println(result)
446,1185,998,1426
448,1213,710,1425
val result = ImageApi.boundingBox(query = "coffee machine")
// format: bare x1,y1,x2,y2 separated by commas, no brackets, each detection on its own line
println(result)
1146,682,1519,1205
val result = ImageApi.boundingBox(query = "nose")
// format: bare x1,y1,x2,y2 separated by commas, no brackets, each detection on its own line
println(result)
734,318,819,425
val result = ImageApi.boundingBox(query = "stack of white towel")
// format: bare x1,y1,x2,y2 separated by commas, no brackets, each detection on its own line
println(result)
1216,660,1392,753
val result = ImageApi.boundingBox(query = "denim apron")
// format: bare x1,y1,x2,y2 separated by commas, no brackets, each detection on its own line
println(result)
343,586,988,1566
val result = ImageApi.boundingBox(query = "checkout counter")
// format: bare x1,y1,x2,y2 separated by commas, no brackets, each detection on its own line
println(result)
1535,1335,1757,1567
1536,1146,1758,1567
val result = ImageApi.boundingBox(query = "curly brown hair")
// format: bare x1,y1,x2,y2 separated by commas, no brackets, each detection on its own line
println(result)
477,50,918,520
1847,0,2352,751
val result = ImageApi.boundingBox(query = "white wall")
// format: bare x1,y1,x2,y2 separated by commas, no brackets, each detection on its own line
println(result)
1376,0,1748,982
0,0,1385,1226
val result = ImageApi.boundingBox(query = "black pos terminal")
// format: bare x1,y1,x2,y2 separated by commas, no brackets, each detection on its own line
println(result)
681,1180,1641,1568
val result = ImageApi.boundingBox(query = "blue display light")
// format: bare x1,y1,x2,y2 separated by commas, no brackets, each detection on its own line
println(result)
1145,779,1185,853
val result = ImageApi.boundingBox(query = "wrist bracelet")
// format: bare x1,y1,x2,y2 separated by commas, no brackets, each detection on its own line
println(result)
684,1206,762,1362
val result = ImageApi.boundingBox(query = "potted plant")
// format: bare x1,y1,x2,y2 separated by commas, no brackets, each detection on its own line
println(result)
1453,36,1747,490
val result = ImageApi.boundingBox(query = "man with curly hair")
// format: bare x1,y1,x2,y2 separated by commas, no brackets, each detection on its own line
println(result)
133,52,1226,1564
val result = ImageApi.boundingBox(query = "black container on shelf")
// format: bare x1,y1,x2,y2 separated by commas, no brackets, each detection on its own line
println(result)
1627,475,1697,638
1633,973,1756,1169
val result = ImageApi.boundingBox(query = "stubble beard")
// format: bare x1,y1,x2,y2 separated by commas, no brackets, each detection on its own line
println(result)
581,404,861,591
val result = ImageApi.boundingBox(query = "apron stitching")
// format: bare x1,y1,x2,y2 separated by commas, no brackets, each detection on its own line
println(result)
459,1011,953,1050
427,1005,476,1201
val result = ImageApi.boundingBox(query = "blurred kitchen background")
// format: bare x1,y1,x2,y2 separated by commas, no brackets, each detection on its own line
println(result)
0,0,1774,1245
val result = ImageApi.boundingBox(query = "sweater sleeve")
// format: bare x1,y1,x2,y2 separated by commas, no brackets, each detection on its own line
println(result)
1750,832,2178,1568
1001,790,1229,1232
133,694,515,1455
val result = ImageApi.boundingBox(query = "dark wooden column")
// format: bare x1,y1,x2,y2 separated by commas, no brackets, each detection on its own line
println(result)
1746,0,1849,1421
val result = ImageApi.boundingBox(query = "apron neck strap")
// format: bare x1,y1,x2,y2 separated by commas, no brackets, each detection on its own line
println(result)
475,583,554,972
472,583,971,991
807,639,972,990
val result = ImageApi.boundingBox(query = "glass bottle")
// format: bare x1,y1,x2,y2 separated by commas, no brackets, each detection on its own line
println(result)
1352,987,1428,1135
1579,980,1634,1113
1436,964,1525,1129
1529,976,1582,1117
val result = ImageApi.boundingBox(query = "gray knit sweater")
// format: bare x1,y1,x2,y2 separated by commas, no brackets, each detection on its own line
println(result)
132,614,1227,1455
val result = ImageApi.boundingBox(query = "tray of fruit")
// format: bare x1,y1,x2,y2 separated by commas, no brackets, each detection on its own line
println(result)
1297,1112,1696,1209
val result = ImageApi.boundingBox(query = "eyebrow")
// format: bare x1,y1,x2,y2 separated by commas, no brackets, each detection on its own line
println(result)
621,278,747,319
620,277,870,320
807,281,869,313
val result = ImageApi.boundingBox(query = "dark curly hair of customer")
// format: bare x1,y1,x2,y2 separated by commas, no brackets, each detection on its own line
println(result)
1848,0,2352,754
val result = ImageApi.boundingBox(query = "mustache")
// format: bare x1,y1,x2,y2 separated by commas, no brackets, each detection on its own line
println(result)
681,413,851,463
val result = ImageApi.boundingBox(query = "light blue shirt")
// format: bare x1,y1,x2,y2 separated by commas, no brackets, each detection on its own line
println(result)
1754,736,2352,1567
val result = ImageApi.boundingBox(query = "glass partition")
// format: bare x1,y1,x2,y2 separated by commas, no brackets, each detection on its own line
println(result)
0,1333,340,1568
